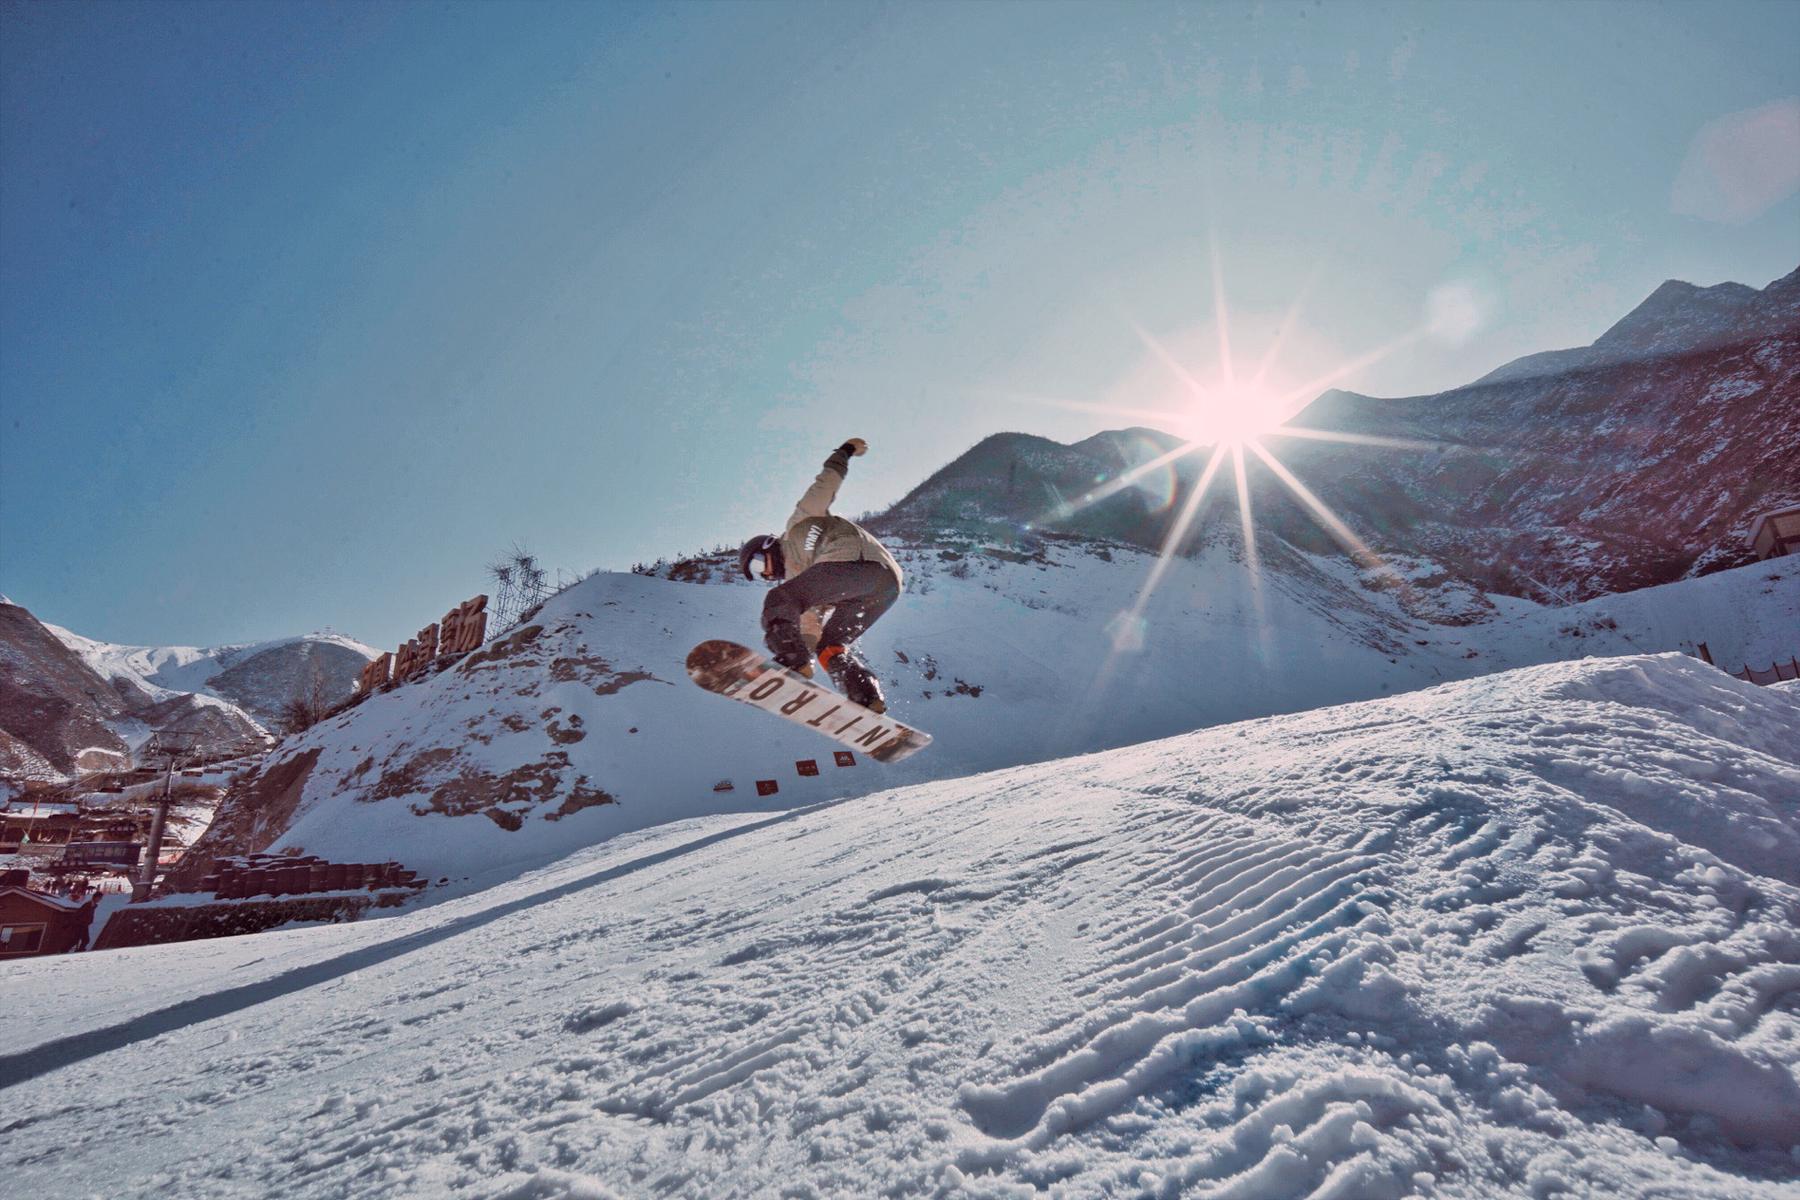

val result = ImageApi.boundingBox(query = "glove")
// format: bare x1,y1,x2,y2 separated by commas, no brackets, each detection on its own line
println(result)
838,438,868,457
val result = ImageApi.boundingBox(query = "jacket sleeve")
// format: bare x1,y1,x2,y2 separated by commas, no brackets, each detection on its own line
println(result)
786,447,852,529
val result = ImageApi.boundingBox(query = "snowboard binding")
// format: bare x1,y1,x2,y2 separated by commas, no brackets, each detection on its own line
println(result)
819,644,885,714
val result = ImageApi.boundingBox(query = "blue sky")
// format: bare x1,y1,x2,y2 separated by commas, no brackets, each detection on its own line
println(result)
3,0,1797,651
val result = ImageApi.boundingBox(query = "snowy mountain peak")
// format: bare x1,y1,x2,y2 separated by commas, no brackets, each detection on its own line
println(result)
0,601,268,780
0,605,383,786
41,623,378,730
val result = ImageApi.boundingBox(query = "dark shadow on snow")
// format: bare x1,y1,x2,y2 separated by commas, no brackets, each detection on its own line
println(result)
0,796,859,1092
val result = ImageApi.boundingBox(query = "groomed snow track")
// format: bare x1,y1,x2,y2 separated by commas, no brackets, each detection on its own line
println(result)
3,654,1798,1198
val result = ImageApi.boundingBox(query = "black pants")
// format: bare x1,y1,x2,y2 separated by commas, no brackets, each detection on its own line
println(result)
762,560,900,666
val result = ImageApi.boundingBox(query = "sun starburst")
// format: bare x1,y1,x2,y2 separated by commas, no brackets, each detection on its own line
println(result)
1010,263,1456,695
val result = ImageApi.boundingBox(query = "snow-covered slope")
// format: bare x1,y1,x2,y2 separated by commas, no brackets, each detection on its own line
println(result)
174,545,1798,896
4,654,1796,1197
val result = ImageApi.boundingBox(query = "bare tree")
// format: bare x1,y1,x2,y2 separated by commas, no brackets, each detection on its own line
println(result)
279,664,335,735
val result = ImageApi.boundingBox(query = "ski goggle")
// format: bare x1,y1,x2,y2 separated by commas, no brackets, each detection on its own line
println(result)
739,536,783,580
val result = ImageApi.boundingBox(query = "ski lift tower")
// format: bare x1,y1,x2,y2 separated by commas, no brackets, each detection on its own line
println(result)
132,733,198,902
1522,572,1580,608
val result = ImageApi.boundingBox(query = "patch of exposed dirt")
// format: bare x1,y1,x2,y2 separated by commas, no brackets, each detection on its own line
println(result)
547,650,664,697
367,748,458,803
163,748,323,890
355,746,621,831
458,624,545,674
666,558,720,584
546,713,587,745
412,770,528,830
404,751,618,830
545,780,617,821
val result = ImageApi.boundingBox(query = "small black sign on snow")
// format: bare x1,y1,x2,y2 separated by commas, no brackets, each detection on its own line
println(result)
756,779,780,797
796,760,820,777
834,751,856,768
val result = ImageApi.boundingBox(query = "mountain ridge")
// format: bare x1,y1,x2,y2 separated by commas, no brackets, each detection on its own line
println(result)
1475,265,1799,386
876,266,1800,605
0,600,378,788
43,621,378,731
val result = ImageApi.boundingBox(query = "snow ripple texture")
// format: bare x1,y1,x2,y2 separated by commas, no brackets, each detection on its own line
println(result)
2,654,1797,1198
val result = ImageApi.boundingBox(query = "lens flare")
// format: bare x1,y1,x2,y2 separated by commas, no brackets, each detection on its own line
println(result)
1007,258,1443,704
1185,380,1288,446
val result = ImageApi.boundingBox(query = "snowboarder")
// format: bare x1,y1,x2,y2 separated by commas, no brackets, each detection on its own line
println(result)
739,438,904,714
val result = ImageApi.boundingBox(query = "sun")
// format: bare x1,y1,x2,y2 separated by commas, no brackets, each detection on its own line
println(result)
1183,379,1288,446
1012,254,1463,697
1013,251,1454,679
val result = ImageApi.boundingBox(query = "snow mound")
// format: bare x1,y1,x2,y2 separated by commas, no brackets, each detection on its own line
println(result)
3,653,1797,1197
198,550,1797,899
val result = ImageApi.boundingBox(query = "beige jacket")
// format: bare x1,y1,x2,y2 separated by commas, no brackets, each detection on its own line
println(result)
779,450,904,588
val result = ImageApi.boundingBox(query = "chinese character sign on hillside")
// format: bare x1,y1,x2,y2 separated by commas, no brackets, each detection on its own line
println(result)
439,595,487,655
355,595,488,696
393,622,438,683
358,653,392,695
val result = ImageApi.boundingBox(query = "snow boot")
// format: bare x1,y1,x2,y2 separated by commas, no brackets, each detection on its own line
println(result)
819,644,885,713
764,621,814,677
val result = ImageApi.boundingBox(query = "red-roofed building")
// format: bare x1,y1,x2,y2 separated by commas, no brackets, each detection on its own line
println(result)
0,874,99,956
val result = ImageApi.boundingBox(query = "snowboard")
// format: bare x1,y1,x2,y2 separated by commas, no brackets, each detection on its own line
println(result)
685,639,932,764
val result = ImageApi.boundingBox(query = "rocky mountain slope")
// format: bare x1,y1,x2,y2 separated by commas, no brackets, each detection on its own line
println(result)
1476,275,1772,385
870,425,1197,548
0,599,370,788
877,267,1800,605
0,600,135,780
47,623,378,730
1273,266,1800,603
